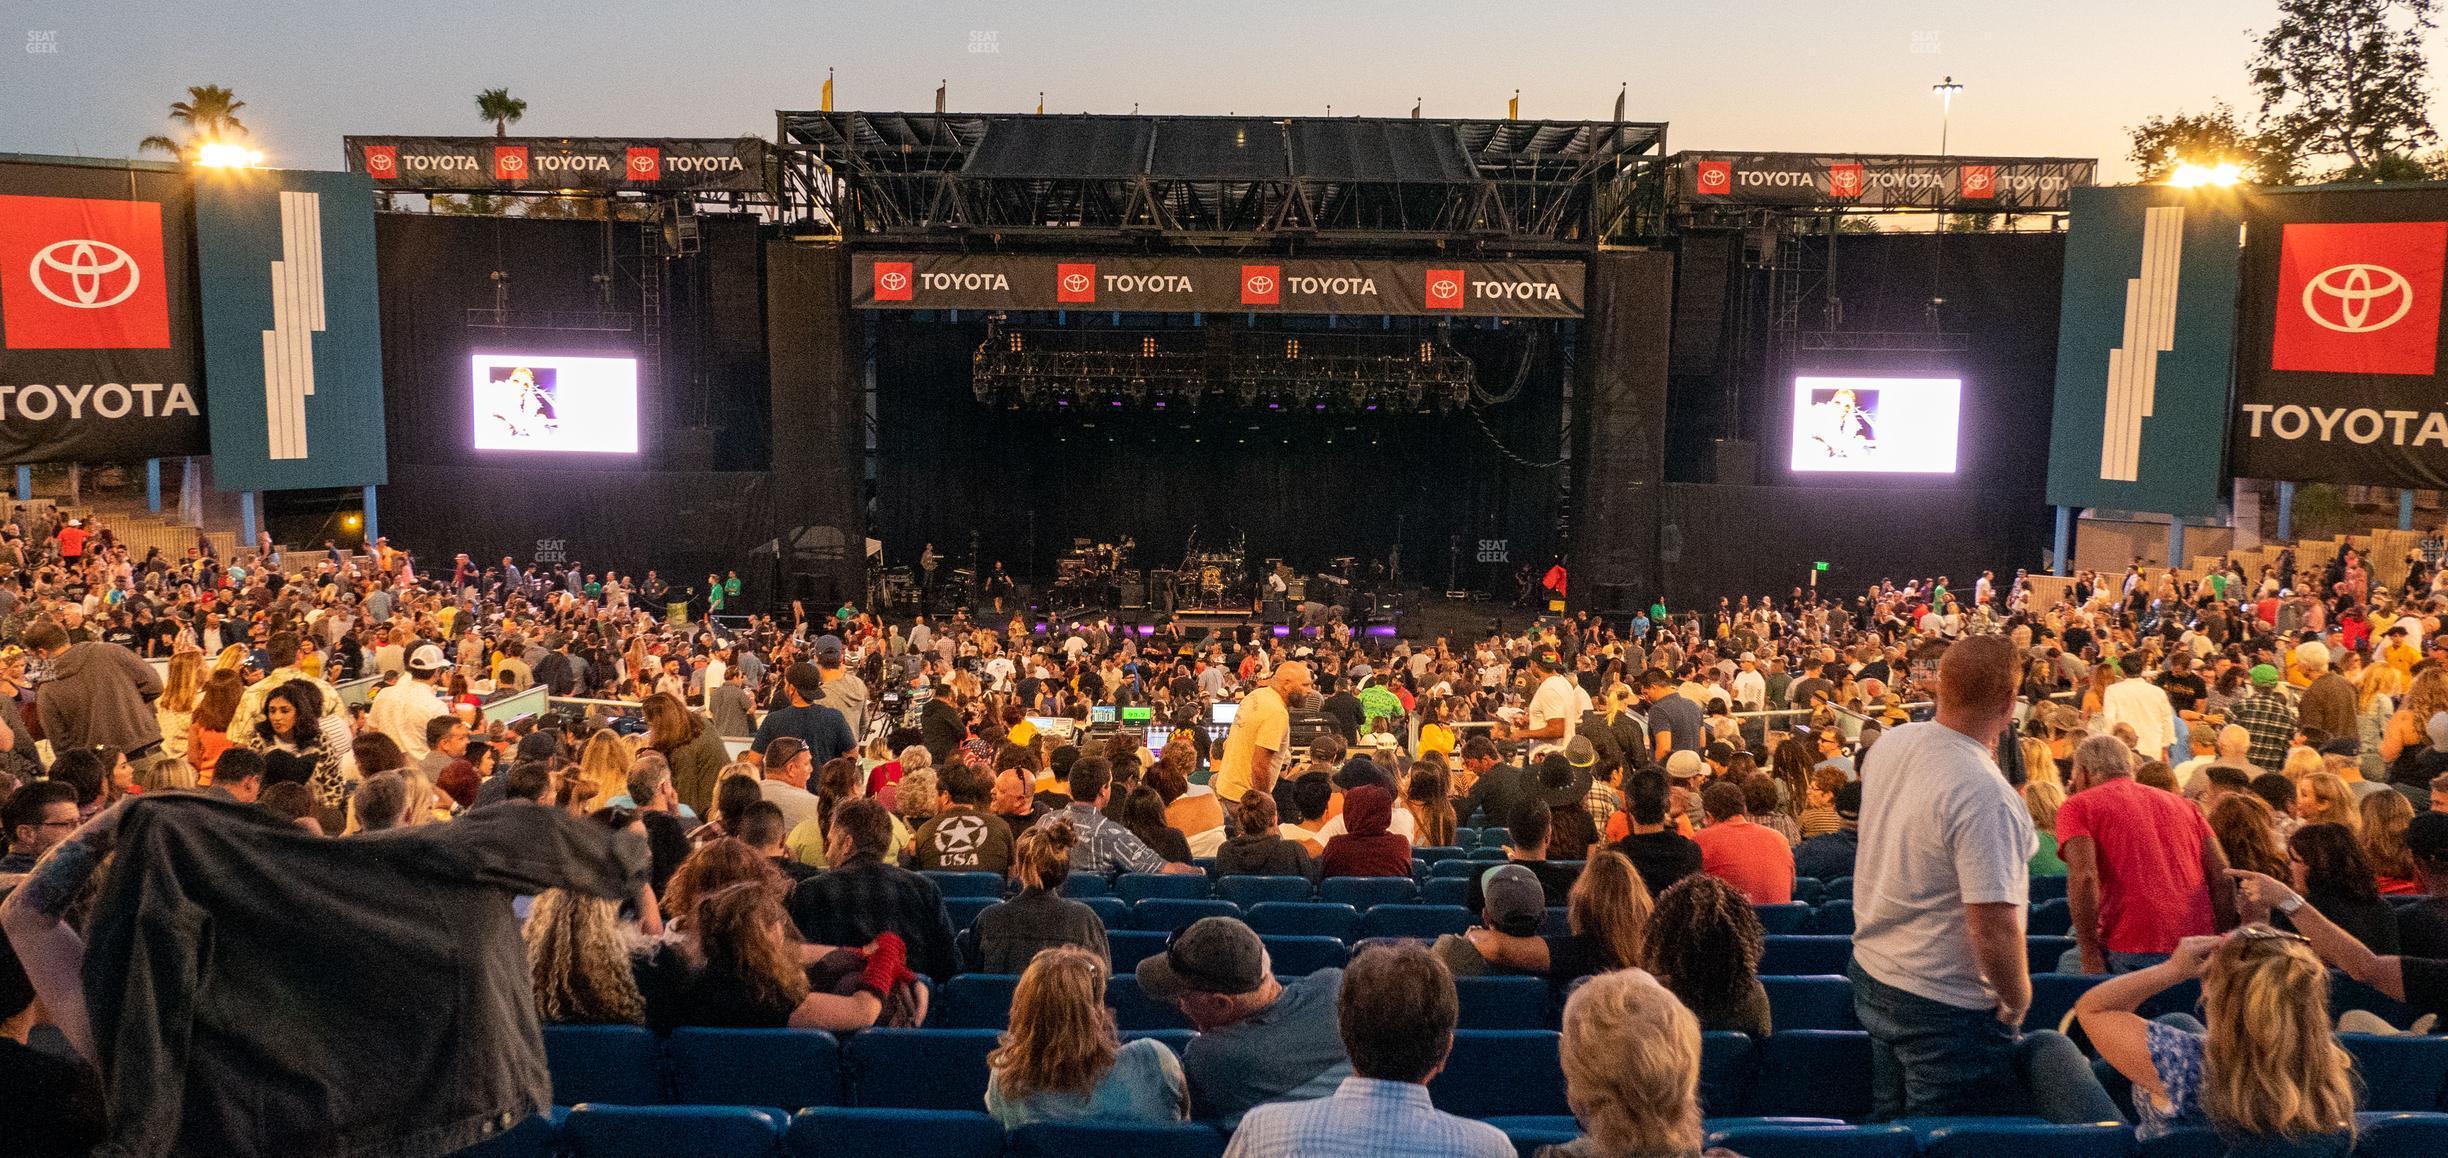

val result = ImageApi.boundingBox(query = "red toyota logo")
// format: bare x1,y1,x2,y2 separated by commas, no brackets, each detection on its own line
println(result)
625,147,661,182
2272,221,2448,376
1241,265,1280,306
1827,163,1864,198
1425,268,1464,310
1958,165,1995,199
494,146,530,181
0,194,172,350
873,261,914,302
1696,160,1733,194
362,145,399,179
1057,262,1097,303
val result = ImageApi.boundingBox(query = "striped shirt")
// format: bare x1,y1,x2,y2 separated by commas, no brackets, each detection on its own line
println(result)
1222,1077,1511,1158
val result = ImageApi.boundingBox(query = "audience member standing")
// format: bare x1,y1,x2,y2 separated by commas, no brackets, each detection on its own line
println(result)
2058,734,2236,974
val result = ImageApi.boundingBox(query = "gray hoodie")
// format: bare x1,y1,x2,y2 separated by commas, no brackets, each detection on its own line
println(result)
36,639,163,755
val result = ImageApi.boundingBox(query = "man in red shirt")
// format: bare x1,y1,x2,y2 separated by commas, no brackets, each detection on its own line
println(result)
1693,779,1794,904
2057,734,2236,974
55,519,86,564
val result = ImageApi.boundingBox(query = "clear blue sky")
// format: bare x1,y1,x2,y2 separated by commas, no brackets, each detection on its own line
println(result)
0,0,2424,181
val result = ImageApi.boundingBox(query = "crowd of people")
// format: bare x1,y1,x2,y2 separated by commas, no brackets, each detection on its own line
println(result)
6,518,2448,1154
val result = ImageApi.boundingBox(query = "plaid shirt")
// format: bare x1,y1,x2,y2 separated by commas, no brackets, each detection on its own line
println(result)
1584,781,1622,833
1222,1077,1512,1158
2229,687,2299,774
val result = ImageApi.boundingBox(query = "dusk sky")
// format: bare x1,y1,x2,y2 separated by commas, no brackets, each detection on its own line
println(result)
0,1,2432,181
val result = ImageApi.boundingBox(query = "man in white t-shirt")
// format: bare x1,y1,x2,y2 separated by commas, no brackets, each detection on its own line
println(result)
1850,634,2101,1122
1499,646,1578,748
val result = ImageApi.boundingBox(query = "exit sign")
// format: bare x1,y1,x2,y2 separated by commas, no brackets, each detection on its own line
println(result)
1814,561,1830,572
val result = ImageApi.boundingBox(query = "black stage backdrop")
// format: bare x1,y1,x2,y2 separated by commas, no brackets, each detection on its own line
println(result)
1572,251,1674,612
383,464,777,600
872,311,1571,594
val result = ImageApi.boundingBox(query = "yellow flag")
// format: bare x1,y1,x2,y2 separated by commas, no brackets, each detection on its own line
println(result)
821,72,834,112
1509,90,1519,120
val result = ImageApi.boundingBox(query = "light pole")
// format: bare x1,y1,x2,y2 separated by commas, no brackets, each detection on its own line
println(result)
1932,76,1964,155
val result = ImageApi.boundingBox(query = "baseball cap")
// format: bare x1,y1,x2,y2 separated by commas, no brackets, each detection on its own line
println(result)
815,634,845,660
2317,736,2360,758
515,730,564,764
1479,864,1546,937
786,662,824,698
1833,781,1863,822
1136,917,1268,1000
2249,663,2283,687
1665,750,1704,780
2426,711,2448,753
408,643,449,672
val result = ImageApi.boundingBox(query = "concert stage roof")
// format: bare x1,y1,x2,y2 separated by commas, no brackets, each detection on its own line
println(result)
776,111,1668,248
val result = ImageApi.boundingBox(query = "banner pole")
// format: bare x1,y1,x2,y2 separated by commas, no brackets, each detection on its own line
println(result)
2052,506,2073,577
146,459,161,513
2276,482,2295,542
12,467,26,503
2166,517,2184,570
240,491,257,551
2401,489,2416,531
363,485,379,547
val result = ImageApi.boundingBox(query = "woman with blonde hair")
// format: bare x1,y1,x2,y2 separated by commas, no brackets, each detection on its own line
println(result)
984,946,1186,1129
2025,779,2069,877
2357,664,2407,783
2382,667,2448,784
153,649,204,789
2293,772,2360,835
2077,929,2356,1147
524,888,650,1025
571,729,631,813
2360,790,2419,894
1544,969,1708,1158
2020,735,2063,792
2281,746,2326,785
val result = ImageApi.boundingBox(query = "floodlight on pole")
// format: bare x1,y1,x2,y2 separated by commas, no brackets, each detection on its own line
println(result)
1932,76,1964,156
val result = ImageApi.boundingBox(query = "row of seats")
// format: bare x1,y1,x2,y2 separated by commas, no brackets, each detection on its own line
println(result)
537,1025,2448,1122
457,1106,2448,1158
459,1106,2448,1158
926,966,2413,1035
975,866,2084,906
945,892,2006,939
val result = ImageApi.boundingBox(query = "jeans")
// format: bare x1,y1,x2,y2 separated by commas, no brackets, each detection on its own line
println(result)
1850,960,2122,1123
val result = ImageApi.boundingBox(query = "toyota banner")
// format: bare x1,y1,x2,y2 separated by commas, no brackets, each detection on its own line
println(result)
851,254,1586,318
342,136,769,194
1675,152,2096,212
0,157,209,464
2233,185,2448,488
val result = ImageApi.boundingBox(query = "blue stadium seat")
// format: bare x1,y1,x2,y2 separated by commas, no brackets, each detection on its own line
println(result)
921,871,1007,898
1822,876,1854,901
666,1028,843,1111
2359,1113,2448,1158
1760,935,1853,976
1704,1123,1916,1158
945,896,996,931
1061,875,1112,898
1081,896,1133,927
1262,935,1351,976
2027,974,2107,1035
1433,858,1505,878
786,1108,1003,1158
1809,900,1856,936
2029,898,2074,936
1472,829,1511,851
2132,1127,2225,1158
1454,976,1551,1030
1411,858,1430,880
1122,1028,1195,1053
1133,898,1241,932
1700,1032,1760,1116
1010,1121,1230,1158
845,1029,999,1110
1414,845,1471,864
936,974,1020,1028
2334,973,2417,1026
1754,903,1815,935
2343,1034,2448,1111
1918,1122,2136,1158
1107,929,1168,973
2031,875,2069,901
1214,875,1314,907
1118,872,1215,903
455,1108,567,1158
1752,1031,1874,1121
1429,1030,1569,1118
1423,877,1470,907
1793,877,1827,906
1358,904,1477,940
542,1024,662,1106
1487,1115,1579,1157
2028,936,2079,975
1764,976,1859,1031
1106,975,1191,1030
1192,859,1217,877
1454,827,1482,848
1244,901,1362,940
563,1106,787,1158
1319,876,1420,909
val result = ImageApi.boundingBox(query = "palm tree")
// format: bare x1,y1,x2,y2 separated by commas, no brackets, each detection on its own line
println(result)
476,88,527,138
137,84,247,162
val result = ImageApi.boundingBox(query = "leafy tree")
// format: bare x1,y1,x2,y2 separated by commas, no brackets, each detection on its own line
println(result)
2333,150,2440,181
2125,103,2296,184
137,84,248,162
476,88,527,138
2252,0,2437,178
